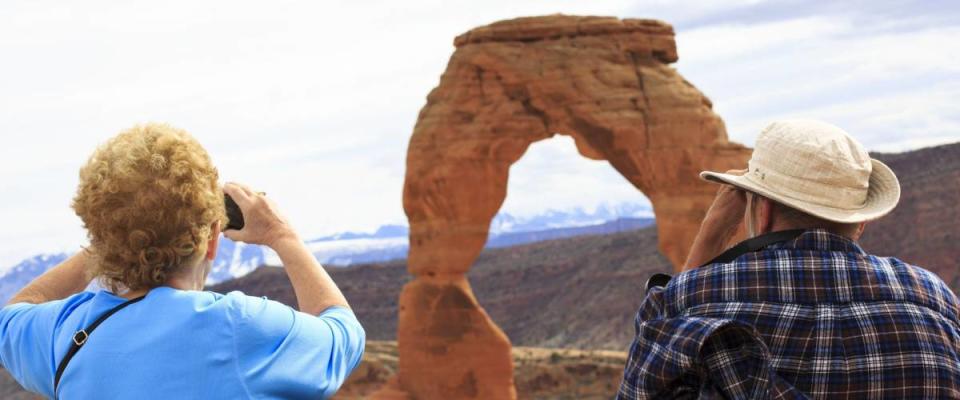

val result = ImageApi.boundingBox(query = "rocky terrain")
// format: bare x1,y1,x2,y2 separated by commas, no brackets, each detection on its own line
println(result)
334,341,625,400
860,143,960,289
0,370,35,400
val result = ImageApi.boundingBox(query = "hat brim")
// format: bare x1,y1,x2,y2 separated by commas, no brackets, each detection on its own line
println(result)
699,159,900,224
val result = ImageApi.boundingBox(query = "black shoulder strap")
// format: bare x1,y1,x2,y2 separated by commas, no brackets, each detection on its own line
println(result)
702,229,806,266
644,230,807,295
54,295,146,395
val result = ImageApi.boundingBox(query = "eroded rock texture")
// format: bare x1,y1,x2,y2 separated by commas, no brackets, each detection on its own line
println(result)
393,15,750,399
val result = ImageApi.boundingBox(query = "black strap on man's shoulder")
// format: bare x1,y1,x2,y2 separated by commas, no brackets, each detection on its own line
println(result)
703,229,806,266
54,295,146,396
645,230,806,295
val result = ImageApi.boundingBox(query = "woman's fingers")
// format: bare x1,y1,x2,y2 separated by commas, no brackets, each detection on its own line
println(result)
230,182,258,197
223,182,262,243
223,228,242,242
224,182,254,208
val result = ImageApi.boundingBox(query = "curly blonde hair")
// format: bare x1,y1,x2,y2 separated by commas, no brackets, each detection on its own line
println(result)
73,123,227,292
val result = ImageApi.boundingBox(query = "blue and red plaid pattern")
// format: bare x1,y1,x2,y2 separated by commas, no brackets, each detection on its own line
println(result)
618,229,960,399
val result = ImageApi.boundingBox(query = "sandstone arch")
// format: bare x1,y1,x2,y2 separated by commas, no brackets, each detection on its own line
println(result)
394,15,750,399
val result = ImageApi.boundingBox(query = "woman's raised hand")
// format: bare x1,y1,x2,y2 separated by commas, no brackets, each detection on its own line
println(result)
222,182,298,248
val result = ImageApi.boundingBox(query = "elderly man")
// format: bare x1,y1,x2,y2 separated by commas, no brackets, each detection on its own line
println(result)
618,120,960,398
0,124,364,399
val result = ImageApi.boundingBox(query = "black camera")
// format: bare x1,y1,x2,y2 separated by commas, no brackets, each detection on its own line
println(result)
224,194,244,231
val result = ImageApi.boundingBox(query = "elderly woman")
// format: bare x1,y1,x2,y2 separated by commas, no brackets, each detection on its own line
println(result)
0,124,365,399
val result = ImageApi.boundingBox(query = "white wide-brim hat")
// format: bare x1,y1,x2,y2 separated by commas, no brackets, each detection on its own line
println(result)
701,119,900,224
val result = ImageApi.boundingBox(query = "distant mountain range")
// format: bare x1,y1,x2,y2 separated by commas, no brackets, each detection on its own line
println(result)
0,253,70,303
0,203,653,302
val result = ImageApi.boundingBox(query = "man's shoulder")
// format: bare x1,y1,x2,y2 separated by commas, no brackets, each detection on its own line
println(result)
875,257,960,315
663,250,959,319
872,256,952,289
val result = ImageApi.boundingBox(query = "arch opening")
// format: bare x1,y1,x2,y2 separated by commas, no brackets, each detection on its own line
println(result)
494,134,652,232
470,134,663,353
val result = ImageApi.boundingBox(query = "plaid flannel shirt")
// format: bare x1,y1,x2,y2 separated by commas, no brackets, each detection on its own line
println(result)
618,229,960,399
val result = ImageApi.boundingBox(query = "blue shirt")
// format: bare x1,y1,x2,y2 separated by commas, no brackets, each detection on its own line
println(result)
0,287,365,399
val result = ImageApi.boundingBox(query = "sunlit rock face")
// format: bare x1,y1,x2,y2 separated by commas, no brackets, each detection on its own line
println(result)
392,15,750,399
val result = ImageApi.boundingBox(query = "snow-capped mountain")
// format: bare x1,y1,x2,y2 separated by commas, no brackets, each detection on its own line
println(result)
310,225,409,242
0,253,70,303
207,238,269,284
489,202,653,234
304,236,408,266
296,203,654,266
0,243,268,302
0,202,653,302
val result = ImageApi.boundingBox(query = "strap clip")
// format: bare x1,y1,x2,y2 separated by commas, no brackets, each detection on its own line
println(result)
645,273,673,294
72,330,89,346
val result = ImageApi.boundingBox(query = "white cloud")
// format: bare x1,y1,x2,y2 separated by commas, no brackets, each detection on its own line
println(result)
0,0,956,267
677,16,849,65
673,13,960,149
770,82,960,152
0,0,635,266
621,0,774,29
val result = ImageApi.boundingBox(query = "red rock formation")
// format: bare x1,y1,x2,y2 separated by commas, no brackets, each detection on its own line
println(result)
391,15,750,398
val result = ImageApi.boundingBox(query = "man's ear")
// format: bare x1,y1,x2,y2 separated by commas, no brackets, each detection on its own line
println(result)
757,197,776,234
206,220,222,261
852,222,867,241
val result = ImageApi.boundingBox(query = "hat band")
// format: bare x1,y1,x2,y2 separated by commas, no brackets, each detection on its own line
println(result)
744,162,869,210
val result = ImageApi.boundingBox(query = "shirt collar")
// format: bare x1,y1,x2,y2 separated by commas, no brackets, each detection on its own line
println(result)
766,228,867,255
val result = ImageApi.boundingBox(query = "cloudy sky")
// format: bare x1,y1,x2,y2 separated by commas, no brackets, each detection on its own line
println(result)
0,0,957,266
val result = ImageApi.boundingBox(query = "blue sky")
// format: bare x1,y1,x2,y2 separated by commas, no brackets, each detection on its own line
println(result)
0,0,957,266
